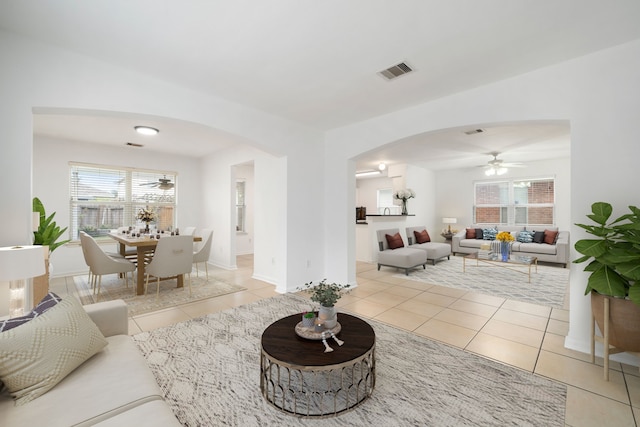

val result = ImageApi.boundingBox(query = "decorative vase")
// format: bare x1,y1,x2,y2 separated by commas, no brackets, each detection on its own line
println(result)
401,199,408,215
302,313,316,328
318,305,337,329
144,222,150,233
500,241,510,261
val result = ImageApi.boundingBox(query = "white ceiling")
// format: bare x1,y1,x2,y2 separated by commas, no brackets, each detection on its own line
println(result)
3,1,639,169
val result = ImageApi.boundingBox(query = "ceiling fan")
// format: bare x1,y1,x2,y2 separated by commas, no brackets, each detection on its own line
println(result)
481,152,525,176
141,175,174,190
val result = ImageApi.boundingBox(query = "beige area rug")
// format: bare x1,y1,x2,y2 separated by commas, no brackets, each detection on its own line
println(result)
73,273,246,317
394,255,570,309
134,294,566,426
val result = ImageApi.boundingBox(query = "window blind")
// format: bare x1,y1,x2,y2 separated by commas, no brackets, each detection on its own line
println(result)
69,163,176,240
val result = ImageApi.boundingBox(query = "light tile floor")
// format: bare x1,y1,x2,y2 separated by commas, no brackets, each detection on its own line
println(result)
50,255,640,426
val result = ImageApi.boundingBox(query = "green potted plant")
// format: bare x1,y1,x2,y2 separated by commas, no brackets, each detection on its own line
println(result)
33,197,70,252
300,279,351,328
574,201,640,354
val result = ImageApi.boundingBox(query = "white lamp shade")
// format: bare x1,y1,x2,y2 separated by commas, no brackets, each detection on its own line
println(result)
0,246,45,281
442,218,457,224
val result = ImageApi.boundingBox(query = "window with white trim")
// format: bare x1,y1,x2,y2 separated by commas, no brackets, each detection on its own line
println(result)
69,163,176,240
474,178,555,226
377,188,398,214
236,181,246,232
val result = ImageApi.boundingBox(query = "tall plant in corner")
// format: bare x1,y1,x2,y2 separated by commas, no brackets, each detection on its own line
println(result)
33,197,70,252
574,202,640,305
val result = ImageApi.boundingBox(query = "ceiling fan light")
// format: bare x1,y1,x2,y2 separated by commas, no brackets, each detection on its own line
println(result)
485,168,496,176
134,126,159,136
497,167,508,175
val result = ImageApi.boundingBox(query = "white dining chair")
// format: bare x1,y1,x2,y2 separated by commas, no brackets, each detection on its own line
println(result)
182,226,196,236
145,235,194,298
80,232,136,301
193,229,213,280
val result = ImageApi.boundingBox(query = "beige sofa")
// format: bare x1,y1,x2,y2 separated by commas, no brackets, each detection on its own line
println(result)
452,225,570,267
0,300,181,427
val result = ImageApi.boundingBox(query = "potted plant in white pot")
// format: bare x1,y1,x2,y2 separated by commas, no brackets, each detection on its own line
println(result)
300,279,350,329
574,202,640,369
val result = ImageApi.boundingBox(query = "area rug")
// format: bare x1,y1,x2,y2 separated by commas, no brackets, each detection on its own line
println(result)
73,273,246,317
133,294,566,426
395,255,570,309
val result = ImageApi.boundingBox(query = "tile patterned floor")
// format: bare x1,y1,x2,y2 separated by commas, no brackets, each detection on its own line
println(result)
50,255,640,426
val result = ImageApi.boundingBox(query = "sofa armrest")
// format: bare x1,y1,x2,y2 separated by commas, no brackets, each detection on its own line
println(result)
554,231,570,266
84,300,128,337
452,230,466,253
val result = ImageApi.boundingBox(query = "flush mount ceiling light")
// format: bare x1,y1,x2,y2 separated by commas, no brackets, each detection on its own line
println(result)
378,163,386,171
134,126,159,136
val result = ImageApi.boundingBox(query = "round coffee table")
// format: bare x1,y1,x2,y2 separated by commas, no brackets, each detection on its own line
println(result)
260,313,376,417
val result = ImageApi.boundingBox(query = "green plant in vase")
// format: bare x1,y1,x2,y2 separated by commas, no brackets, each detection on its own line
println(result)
300,279,351,329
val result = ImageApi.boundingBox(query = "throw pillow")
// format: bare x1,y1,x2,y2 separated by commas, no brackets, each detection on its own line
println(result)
465,228,476,239
385,232,404,249
414,229,431,244
0,292,62,333
533,231,545,244
517,230,534,243
0,296,108,405
475,228,484,239
544,229,559,245
482,228,498,240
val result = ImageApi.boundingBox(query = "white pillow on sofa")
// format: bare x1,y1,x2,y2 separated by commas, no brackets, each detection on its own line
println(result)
0,297,107,405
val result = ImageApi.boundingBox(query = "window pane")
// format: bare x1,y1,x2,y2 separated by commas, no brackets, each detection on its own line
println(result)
475,182,508,204
70,163,177,241
236,181,246,232
474,178,555,226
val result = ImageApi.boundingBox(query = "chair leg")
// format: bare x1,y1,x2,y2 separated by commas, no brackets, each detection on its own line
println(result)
96,275,102,302
204,263,209,281
187,273,192,297
145,273,150,295
195,262,199,278
156,277,160,299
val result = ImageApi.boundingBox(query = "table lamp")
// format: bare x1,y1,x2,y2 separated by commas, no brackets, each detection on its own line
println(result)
0,245,45,318
442,217,457,233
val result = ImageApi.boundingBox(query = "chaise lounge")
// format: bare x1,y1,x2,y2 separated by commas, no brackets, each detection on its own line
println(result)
405,226,452,265
376,228,427,275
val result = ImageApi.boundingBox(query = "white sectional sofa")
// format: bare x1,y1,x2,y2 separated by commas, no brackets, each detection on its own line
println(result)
452,225,570,267
0,300,181,427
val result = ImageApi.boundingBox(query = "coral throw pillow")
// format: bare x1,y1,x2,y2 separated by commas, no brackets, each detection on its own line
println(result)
465,228,476,239
544,229,559,245
385,233,404,249
414,229,431,244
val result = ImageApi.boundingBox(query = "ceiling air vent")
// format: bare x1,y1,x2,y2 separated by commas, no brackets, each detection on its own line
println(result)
464,128,485,135
379,62,413,80
126,142,144,148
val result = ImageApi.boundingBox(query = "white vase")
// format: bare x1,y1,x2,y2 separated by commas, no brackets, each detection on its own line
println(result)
318,305,337,328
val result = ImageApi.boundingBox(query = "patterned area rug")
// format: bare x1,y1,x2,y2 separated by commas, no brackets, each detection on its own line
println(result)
395,255,569,308
133,294,566,426
73,273,246,317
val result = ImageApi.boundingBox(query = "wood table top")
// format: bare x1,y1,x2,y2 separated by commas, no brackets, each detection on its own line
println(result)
261,313,375,367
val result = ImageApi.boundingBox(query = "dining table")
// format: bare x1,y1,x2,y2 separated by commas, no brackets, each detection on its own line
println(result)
109,232,202,296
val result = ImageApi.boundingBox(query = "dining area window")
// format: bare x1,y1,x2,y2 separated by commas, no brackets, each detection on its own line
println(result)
69,163,176,241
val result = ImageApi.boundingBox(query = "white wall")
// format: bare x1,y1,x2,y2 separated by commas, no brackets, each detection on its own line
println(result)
435,156,571,231
324,39,640,361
